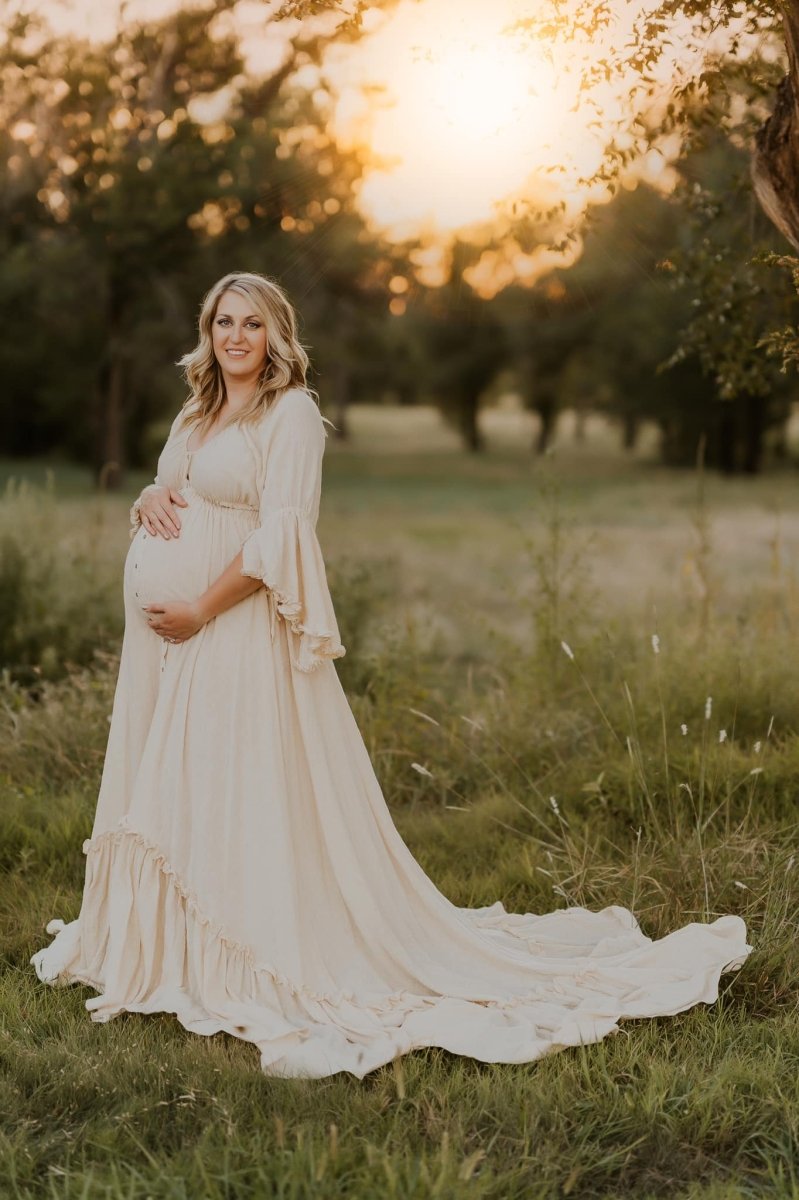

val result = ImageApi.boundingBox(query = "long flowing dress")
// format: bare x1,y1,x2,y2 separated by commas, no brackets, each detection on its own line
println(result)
30,386,754,1079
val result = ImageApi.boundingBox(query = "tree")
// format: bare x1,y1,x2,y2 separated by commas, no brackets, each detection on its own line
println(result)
658,127,797,471
501,277,595,455
0,4,368,485
560,151,796,471
418,240,508,452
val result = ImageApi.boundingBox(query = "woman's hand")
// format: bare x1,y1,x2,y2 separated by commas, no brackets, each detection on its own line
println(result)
140,485,189,539
142,600,207,644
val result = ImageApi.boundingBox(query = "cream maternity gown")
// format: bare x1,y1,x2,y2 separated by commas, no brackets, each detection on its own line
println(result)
30,386,754,1079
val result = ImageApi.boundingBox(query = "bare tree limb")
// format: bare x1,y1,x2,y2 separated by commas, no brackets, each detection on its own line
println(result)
752,1,799,249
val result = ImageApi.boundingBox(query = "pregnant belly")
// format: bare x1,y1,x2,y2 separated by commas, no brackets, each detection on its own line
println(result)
125,491,255,610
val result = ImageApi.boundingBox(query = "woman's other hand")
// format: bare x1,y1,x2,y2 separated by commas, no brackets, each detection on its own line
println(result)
142,600,206,643
139,485,189,539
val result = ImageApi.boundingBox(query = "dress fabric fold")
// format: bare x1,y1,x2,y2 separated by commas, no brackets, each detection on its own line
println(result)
30,386,754,1079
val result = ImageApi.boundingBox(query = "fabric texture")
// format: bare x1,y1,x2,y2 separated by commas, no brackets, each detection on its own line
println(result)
30,386,754,1079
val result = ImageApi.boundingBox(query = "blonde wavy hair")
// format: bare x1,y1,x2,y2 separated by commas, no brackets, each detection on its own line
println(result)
175,271,324,437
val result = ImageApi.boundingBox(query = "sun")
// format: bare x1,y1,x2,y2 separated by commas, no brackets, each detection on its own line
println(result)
323,0,601,240
425,41,538,145
322,0,688,265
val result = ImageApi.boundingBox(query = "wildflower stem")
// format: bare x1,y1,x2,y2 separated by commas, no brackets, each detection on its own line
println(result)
653,636,670,797
567,659,623,747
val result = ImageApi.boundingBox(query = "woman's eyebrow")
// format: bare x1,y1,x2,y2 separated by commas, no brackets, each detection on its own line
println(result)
217,312,261,319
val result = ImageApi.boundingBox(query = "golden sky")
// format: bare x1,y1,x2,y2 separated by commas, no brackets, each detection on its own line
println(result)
22,0,746,289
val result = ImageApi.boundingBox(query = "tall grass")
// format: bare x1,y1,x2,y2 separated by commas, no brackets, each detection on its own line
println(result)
2,443,798,1199
0,476,124,688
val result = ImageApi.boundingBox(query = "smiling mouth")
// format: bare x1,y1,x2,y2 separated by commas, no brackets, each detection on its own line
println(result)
227,350,248,356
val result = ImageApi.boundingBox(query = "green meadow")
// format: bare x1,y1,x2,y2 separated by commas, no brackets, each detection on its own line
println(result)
1,407,797,1199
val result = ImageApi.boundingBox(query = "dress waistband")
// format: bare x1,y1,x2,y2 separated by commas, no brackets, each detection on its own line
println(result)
183,482,258,512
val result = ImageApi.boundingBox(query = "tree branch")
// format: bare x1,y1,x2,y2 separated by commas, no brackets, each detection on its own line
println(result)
752,1,799,249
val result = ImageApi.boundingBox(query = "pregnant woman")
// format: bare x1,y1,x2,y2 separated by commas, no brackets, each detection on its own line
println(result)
31,271,753,1080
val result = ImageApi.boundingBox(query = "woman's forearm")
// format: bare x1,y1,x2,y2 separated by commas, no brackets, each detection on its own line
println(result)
193,550,264,624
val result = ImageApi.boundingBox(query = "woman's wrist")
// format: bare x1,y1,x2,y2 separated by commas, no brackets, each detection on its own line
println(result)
190,598,212,627
193,554,263,627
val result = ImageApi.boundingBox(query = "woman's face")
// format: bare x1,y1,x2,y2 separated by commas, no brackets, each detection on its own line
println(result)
211,289,269,383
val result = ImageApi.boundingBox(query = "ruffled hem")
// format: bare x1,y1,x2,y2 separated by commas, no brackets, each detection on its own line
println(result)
239,507,345,673
82,820,412,1009
29,821,753,1080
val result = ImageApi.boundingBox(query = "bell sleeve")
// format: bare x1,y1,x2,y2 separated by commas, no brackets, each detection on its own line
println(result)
239,390,346,674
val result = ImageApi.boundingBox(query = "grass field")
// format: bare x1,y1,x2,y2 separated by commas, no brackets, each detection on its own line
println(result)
2,406,798,1198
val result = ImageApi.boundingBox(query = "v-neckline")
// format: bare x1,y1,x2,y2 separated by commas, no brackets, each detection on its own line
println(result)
185,419,237,456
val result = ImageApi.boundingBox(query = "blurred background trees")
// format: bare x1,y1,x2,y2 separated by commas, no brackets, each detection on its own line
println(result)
2,0,799,483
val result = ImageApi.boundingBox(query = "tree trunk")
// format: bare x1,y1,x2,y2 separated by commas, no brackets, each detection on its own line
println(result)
460,398,484,452
751,4,799,250
773,419,789,460
534,400,557,454
94,276,127,491
622,412,639,451
717,402,737,475
99,347,125,491
742,392,765,474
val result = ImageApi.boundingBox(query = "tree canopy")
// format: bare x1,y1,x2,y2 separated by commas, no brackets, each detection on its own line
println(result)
4,0,799,478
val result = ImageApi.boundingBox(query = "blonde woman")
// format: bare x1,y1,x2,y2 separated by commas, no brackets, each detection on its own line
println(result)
31,272,753,1079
